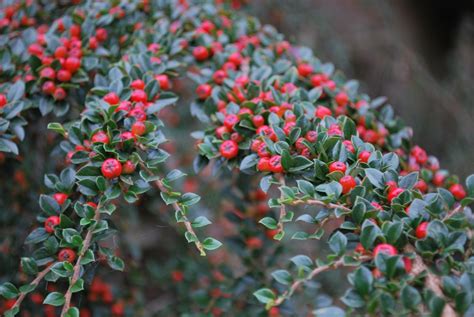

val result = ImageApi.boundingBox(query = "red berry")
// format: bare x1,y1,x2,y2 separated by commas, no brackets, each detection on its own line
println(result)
54,46,68,59
339,175,356,194
305,130,318,143
42,81,56,95
193,46,209,61
91,131,109,144
58,248,76,262
130,89,147,103
131,121,146,136
252,115,265,127
196,84,212,100
449,184,466,200
64,57,81,73
257,157,270,172
297,63,313,77
329,161,347,174
104,92,120,105
40,67,55,80
415,180,428,193
0,94,7,107
53,87,66,100
122,160,136,174
220,140,239,159
315,106,332,119
212,70,227,85
416,222,429,239
44,216,60,233
373,243,397,257
387,187,404,203
57,69,71,82
96,28,108,42
335,91,349,107
269,155,283,173
155,74,170,90
89,36,98,50
101,158,122,179
403,257,412,273
246,237,263,249
130,79,145,90
53,193,68,205
358,151,371,163
223,114,239,130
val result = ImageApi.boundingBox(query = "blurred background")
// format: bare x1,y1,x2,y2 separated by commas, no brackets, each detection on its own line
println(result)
250,0,474,178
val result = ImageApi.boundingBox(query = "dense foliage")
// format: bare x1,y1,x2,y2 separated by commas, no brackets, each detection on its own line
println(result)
1,0,473,316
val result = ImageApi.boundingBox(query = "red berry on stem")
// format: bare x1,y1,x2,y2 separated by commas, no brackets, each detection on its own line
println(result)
53,193,68,205
130,89,147,103
131,121,147,136
220,140,239,159
101,158,122,179
223,114,239,130
104,92,120,105
44,216,60,233
0,94,7,108
416,222,429,239
91,131,109,144
196,84,212,100
53,87,66,100
193,46,209,61
131,79,145,90
315,106,332,119
358,151,371,163
449,184,466,200
269,155,283,173
387,187,404,203
122,160,136,174
329,161,347,174
64,57,81,73
155,74,170,90
58,248,76,262
340,175,356,194
373,243,397,257
57,69,71,82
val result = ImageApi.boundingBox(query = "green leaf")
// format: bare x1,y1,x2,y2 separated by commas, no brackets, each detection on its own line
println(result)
328,231,347,256
107,256,125,271
0,282,19,299
43,292,65,306
21,258,38,275
253,288,275,304
290,255,313,269
202,237,222,251
365,168,385,188
64,307,79,317
259,217,278,230
191,216,211,228
271,270,292,285
297,180,315,197
47,122,66,137
353,266,373,295
401,285,421,310
39,195,60,215
180,193,201,206
466,174,474,197
25,228,49,244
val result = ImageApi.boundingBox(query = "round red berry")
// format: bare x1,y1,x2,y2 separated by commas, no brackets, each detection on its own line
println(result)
0,94,7,108
335,91,349,107
101,158,122,179
220,140,239,159
91,131,109,144
387,187,404,203
315,106,332,119
104,92,120,105
269,155,283,173
449,184,466,200
373,243,397,257
297,63,313,77
53,193,68,205
339,175,356,194
193,46,209,61
53,87,66,100
42,81,56,95
358,151,371,163
44,216,60,233
329,161,347,174
257,157,270,172
196,84,212,100
40,67,55,80
130,79,145,90
64,57,81,73
155,74,170,90
58,248,76,262
57,69,71,82
130,89,147,103
122,160,136,174
416,222,429,239
223,114,239,130
131,121,147,136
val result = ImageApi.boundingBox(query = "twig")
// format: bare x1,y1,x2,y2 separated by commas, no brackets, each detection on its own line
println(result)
60,203,101,317
442,204,463,221
11,266,52,311
273,255,372,306
289,199,352,212
155,178,206,256
405,245,456,317
277,175,287,233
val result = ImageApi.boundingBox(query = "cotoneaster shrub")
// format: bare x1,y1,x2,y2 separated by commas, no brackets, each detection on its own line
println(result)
0,0,473,316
